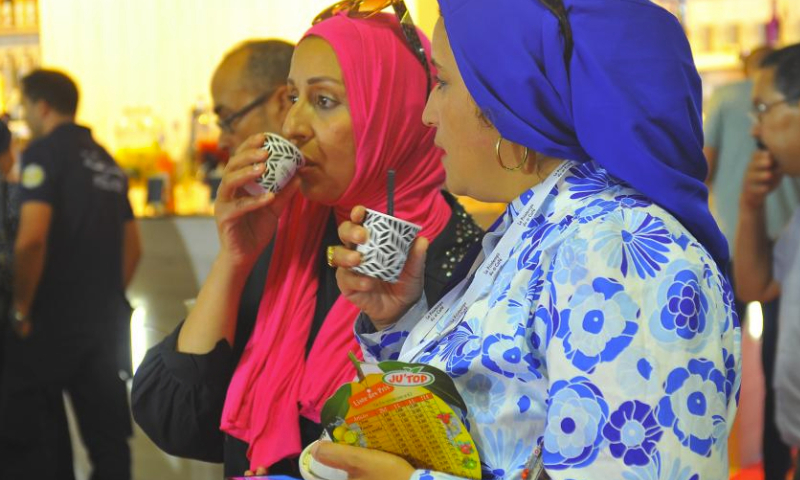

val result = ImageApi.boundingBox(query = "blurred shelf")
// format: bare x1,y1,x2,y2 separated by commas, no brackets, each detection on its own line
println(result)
0,26,38,37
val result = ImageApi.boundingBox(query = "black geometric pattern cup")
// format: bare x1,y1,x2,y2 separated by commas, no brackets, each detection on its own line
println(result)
352,209,422,283
245,133,304,195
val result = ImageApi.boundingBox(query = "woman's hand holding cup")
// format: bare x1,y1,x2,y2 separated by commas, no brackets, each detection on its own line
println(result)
332,206,428,330
215,133,299,270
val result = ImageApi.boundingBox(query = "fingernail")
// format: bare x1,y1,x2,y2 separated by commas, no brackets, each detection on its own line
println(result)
253,162,263,171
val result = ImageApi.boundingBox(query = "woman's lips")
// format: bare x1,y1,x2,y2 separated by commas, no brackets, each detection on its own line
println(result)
298,160,317,175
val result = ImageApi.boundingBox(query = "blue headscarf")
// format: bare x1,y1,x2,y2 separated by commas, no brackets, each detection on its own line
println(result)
439,0,729,267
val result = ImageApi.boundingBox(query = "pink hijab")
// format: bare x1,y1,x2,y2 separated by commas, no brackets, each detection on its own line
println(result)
220,13,451,470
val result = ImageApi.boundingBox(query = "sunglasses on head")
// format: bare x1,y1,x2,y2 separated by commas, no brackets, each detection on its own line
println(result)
313,0,432,94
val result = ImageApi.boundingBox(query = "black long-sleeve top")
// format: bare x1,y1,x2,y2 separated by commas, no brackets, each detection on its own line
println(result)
131,193,482,478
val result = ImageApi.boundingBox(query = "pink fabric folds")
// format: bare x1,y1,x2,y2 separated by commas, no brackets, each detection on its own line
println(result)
220,13,451,470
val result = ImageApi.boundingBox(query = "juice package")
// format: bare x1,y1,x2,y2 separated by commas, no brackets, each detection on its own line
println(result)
319,358,481,479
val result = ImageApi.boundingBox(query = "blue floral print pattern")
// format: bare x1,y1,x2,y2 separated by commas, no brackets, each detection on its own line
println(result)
603,400,663,466
480,427,531,478
461,374,506,425
552,238,589,286
565,161,614,200
648,260,715,352
482,333,542,381
357,161,739,480
543,376,609,469
660,270,709,340
593,210,672,279
657,359,729,457
556,279,639,373
419,316,483,378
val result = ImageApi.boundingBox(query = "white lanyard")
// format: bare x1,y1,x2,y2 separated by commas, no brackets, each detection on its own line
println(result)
399,160,575,361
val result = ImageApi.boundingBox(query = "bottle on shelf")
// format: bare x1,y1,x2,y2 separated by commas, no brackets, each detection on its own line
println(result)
1,0,13,29
12,0,23,28
115,106,174,217
2,49,18,116
0,0,38,30
174,97,217,215
23,0,37,28
765,0,781,47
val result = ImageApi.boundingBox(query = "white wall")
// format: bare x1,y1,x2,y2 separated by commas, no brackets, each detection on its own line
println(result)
38,0,431,156
39,0,796,157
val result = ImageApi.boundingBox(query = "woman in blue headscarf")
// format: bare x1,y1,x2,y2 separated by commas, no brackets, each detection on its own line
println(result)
318,1,740,479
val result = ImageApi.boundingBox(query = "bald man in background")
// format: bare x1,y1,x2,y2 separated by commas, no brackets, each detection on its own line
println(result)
131,40,297,477
211,40,294,154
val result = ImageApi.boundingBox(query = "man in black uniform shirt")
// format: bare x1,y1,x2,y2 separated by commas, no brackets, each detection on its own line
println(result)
0,69,141,480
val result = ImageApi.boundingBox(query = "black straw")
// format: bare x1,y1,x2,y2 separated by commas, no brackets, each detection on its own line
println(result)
387,169,395,216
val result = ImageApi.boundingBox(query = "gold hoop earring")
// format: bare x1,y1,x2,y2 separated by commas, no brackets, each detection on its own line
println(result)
495,137,529,171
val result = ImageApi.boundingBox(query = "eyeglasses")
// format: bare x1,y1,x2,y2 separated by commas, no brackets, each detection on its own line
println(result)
313,0,432,94
750,97,796,123
216,91,272,135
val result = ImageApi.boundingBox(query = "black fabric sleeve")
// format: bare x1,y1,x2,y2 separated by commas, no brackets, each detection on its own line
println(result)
131,321,234,462
131,242,274,463
18,143,60,206
121,178,134,221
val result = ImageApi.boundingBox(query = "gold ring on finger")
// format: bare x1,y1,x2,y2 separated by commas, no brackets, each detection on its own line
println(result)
326,245,336,268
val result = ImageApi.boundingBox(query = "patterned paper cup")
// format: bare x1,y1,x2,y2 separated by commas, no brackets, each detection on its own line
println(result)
244,133,304,195
352,209,422,283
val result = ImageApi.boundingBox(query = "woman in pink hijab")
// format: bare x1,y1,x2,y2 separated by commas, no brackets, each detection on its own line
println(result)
131,11,481,478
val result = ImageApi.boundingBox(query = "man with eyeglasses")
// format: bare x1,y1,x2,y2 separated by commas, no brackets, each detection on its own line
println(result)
131,39,294,474
706,45,800,480
211,40,294,154
735,43,800,480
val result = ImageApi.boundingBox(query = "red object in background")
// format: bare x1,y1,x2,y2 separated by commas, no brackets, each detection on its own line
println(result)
730,461,799,480
730,462,764,480
196,138,228,166
155,151,174,175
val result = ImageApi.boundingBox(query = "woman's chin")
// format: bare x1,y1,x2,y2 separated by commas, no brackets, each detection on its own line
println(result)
444,177,466,197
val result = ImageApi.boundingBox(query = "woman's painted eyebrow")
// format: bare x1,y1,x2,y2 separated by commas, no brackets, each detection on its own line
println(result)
287,76,343,86
308,76,343,85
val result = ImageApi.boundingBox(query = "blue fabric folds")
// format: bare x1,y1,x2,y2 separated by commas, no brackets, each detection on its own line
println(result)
439,0,728,266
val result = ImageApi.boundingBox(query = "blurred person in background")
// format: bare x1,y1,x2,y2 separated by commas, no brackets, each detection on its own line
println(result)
704,45,800,480
211,40,296,156
0,119,17,390
735,43,800,480
0,69,141,480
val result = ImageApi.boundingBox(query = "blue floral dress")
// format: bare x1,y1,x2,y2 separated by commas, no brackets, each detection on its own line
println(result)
356,161,740,480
